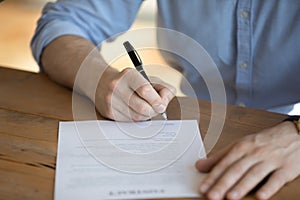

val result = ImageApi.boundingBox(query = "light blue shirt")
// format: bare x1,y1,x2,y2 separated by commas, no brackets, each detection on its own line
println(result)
31,0,300,112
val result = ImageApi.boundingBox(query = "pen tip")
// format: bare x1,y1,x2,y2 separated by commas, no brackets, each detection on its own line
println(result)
161,112,168,120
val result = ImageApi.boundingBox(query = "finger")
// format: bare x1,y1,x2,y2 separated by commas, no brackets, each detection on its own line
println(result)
196,144,233,173
150,77,177,103
134,84,166,113
154,84,176,106
128,92,157,118
206,156,259,200
114,103,151,122
108,73,156,120
226,162,276,200
113,84,157,119
111,94,152,121
256,169,293,200
128,107,152,122
199,142,249,194
122,70,165,113
151,79,175,91
104,88,147,121
104,104,130,121
112,110,131,121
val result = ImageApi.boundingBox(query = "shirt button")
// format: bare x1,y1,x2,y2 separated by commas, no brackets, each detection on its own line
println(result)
240,11,249,18
239,102,246,107
240,62,248,69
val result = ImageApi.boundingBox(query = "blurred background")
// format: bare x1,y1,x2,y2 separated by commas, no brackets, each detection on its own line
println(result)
0,0,184,95
0,0,157,72
0,0,51,72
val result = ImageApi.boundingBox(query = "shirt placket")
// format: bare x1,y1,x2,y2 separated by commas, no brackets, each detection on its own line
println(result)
235,0,252,107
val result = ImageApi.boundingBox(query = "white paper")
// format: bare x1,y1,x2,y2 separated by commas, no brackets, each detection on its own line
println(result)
55,120,206,200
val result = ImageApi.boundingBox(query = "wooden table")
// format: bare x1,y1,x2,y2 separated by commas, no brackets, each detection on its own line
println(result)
0,66,299,200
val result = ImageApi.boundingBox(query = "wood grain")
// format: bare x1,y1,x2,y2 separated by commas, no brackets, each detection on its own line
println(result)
0,67,96,121
0,108,57,200
0,66,299,200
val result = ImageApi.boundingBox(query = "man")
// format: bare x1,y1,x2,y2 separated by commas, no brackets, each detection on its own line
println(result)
31,1,300,200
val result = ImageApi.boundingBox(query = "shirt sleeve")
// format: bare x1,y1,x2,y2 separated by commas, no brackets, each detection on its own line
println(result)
31,0,143,67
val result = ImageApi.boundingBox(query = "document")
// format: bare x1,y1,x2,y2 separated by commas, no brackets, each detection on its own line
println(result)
55,120,206,200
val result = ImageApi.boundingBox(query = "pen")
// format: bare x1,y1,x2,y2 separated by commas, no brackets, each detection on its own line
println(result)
123,41,168,120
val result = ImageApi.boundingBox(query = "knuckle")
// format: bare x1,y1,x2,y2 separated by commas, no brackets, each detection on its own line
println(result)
139,85,152,97
249,146,266,158
104,93,113,104
132,113,145,121
106,111,114,120
233,141,250,152
120,68,136,80
131,114,139,121
202,177,215,186
270,148,284,158
217,160,228,169
149,110,157,117
275,170,290,182
214,157,232,170
267,181,282,193
231,163,247,174
247,168,261,178
136,104,149,115
103,107,114,120
217,176,232,187
108,79,118,91
120,67,133,75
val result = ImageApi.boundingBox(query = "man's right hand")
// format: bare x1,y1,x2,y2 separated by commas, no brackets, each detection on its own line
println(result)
41,36,175,121
95,67,176,121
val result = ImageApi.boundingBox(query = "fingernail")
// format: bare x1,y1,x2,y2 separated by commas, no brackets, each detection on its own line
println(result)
228,191,239,199
257,191,268,199
199,184,209,193
163,97,169,104
209,190,220,199
153,104,165,113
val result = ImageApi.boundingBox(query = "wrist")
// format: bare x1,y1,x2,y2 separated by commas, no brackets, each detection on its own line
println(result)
74,54,118,102
283,116,300,135
94,67,118,102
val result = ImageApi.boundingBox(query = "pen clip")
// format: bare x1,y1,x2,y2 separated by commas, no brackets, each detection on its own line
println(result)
133,49,143,65
123,41,143,66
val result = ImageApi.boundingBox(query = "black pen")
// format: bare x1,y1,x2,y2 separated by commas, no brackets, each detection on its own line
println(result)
123,41,168,120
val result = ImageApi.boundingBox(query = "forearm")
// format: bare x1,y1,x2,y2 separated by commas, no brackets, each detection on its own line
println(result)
40,35,118,100
40,35,174,121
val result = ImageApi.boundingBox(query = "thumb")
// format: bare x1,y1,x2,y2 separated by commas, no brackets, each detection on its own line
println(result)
195,159,215,173
195,144,233,172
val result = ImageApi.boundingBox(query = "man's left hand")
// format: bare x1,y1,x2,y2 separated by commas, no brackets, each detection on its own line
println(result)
196,121,300,200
